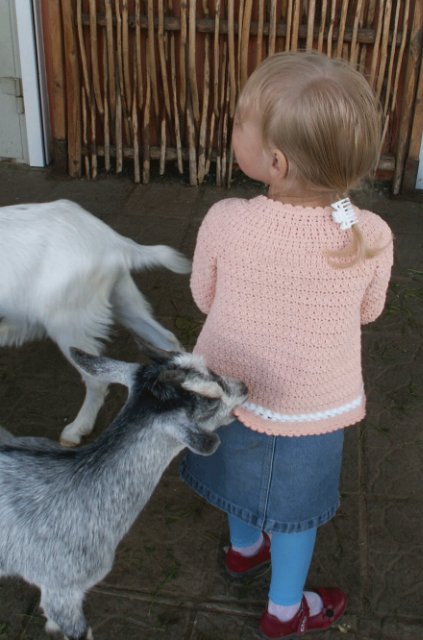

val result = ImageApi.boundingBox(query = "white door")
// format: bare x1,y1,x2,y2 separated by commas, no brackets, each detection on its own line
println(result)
417,135,423,190
0,0,28,161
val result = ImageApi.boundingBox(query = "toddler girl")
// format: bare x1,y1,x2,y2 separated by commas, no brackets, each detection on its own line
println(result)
180,51,393,639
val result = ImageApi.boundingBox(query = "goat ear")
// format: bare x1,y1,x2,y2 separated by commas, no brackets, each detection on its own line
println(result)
181,378,223,399
69,348,138,387
134,337,177,363
181,426,221,456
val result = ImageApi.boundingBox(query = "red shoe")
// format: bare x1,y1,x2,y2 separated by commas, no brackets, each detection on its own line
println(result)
225,532,271,577
259,587,347,639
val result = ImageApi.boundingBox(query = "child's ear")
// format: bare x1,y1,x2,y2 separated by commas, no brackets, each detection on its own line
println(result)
270,149,289,179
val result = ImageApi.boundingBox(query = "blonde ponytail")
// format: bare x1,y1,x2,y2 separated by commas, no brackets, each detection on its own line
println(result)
327,223,392,268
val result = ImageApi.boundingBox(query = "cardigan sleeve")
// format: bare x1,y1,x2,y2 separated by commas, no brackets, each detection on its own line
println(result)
360,228,394,325
190,205,220,315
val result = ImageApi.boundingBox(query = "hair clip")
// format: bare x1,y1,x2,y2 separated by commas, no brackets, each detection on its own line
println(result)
330,197,358,231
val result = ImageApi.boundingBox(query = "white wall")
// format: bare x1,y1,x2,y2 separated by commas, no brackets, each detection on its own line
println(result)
0,1,28,161
0,1,49,166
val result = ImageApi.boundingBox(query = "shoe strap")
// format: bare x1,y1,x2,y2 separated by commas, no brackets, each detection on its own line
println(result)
297,596,310,636
313,587,334,617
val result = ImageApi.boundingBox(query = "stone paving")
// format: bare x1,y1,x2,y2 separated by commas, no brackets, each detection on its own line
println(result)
0,163,422,640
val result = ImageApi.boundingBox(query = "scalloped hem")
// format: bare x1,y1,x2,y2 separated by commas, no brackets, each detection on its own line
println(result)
233,404,365,437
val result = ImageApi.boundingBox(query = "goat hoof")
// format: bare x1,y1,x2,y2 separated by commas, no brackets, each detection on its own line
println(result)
45,618,61,635
59,437,80,448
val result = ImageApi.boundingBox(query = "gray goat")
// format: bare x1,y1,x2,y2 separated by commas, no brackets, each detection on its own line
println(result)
0,342,248,640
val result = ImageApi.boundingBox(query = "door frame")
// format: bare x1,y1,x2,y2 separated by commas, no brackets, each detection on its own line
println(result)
15,0,50,167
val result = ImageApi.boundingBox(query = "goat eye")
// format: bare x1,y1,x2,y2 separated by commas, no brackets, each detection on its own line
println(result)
205,398,220,413
197,398,220,418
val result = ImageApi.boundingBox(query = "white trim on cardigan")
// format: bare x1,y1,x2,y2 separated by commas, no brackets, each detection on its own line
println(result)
242,393,364,423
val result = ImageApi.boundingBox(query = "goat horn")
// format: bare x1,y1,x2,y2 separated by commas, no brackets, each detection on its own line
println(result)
157,369,186,385
133,337,177,363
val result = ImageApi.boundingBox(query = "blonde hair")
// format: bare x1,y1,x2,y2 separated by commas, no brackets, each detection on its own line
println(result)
236,51,386,266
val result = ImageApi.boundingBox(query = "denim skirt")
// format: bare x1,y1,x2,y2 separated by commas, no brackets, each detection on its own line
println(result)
180,419,344,533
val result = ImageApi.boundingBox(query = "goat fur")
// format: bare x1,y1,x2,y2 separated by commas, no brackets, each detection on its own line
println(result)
0,199,191,445
0,342,248,640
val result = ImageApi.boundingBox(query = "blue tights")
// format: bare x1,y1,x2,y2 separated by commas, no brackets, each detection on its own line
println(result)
228,514,317,606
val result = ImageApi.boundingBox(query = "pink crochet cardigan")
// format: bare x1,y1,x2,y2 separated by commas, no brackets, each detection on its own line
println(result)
191,195,393,437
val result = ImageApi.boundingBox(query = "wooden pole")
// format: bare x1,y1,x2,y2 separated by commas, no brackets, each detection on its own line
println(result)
187,97,198,185
370,1,385,88
134,0,143,107
285,0,292,51
76,0,91,109
240,0,253,88
403,54,423,191
179,0,187,114
81,85,90,176
256,0,264,63
158,0,172,119
221,60,230,186
142,49,152,183
376,0,393,99
227,0,236,117
291,0,300,52
388,0,411,119
102,29,111,172
317,0,328,53
147,0,159,118
44,0,66,146
326,0,337,58
122,0,132,113
350,0,364,64
269,0,277,55
115,91,123,173
393,2,423,194
198,30,210,183
115,0,126,114
336,0,349,59
104,0,116,117
237,0,245,96
216,41,227,186
205,110,215,176
89,0,103,114
382,0,401,116
213,0,221,115
188,0,200,123
159,116,167,175
61,0,81,177
90,89,97,178
306,0,316,51
132,47,140,183
227,146,234,188
170,32,183,173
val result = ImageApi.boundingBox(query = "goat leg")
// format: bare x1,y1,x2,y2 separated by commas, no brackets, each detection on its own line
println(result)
41,587,91,639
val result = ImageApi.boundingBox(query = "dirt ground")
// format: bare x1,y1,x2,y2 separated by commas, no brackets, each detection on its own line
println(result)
0,163,422,640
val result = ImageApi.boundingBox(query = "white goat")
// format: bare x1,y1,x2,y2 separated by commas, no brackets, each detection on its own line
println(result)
0,199,191,445
0,341,248,640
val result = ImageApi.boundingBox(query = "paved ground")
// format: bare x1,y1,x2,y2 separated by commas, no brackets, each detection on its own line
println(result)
0,163,422,640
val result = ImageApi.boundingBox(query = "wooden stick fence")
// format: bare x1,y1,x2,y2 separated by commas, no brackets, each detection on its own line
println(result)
47,0,421,192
